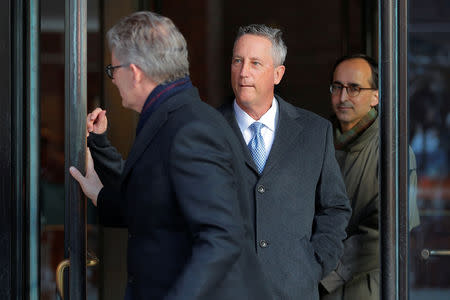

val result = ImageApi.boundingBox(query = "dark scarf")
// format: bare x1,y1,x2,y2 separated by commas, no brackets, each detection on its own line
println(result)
136,76,193,136
333,108,378,150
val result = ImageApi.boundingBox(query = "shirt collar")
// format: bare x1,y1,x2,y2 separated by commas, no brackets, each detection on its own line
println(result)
233,97,278,132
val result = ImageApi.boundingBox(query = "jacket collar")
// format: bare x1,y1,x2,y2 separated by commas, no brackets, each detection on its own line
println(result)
262,95,304,175
340,116,379,152
121,87,200,180
221,94,305,176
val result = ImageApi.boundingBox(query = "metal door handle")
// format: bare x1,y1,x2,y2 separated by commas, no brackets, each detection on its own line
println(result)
421,248,450,260
56,251,99,299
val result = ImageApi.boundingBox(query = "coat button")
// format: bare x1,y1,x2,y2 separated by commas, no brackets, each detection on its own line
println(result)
128,233,132,239
257,185,265,193
259,240,268,248
128,275,134,283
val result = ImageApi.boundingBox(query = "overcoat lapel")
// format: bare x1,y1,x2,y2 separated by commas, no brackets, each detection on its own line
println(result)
121,89,194,181
221,105,259,174
121,107,168,181
221,97,305,176
261,97,304,175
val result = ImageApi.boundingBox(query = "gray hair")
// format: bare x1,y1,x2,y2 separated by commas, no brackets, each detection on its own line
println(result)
107,11,189,84
235,24,287,66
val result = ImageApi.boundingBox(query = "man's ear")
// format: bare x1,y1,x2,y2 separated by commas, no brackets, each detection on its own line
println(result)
371,89,379,107
274,65,285,85
129,63,144,84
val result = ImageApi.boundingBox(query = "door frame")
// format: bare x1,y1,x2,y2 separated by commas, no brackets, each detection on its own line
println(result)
63,0,88,299
379,0,409,299
0,0,15,298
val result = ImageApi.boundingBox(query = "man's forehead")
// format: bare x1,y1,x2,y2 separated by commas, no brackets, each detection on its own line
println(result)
333,58,372,83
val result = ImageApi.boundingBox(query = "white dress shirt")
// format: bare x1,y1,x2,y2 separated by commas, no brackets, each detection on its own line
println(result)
233,97,279,155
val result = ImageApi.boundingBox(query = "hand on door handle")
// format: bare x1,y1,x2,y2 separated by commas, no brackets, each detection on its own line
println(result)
56,251,99,299
69,148,103,206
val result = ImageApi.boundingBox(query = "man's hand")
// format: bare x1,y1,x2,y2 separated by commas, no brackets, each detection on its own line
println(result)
69,148,103,206
86,107,107,137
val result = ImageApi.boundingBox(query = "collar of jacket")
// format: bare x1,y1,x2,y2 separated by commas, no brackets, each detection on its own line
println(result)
333,108,378,150
136,76,192,136
122,87,200,181
220,94,305,176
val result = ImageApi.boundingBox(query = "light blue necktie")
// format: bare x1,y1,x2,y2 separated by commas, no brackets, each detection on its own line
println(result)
248,122,266,173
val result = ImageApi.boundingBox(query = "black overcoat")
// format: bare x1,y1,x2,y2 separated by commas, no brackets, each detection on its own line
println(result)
90,87,270,300
220,96,352,299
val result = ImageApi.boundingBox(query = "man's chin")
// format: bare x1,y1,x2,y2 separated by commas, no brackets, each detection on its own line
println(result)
235,92,255,103
235,96,253,107
335,112,354,124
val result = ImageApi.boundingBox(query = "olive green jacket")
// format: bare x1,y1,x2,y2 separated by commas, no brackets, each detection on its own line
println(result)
321,116,420,292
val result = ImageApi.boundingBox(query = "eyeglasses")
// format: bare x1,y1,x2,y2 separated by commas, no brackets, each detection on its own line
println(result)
105,64,127,79
329,83,377,97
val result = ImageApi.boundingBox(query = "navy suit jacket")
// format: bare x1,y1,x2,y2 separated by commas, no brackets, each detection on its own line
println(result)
220,96,351,299
90,87,270,300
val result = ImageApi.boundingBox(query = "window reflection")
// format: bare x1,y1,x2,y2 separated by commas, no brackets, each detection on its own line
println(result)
408,0,450,298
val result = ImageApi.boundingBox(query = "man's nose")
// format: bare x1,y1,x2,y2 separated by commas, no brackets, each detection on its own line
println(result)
240,62,249,77
339,87,349,102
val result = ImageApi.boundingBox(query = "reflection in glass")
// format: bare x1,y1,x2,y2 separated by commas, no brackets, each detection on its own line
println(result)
408,1,450,299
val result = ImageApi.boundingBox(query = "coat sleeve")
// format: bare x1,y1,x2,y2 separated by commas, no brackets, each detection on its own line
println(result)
312,122,352,278
87,132,127,227
96,186,127,227
164,121,245,300
87,132,125,187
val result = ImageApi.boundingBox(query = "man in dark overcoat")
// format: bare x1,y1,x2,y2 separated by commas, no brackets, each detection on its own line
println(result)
220,24,352,299
70,11,270,300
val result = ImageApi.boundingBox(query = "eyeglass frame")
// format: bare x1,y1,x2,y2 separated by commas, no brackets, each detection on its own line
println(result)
105,64,128,79
329,83,377,97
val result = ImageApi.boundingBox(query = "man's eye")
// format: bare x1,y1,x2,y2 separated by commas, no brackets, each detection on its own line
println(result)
350,86,360,93
233,58,242,64
252,61,260,66
333,84,343,90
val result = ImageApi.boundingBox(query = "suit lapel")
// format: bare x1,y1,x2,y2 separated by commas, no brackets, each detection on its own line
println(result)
121,88,195,180
261,97,304,175
121,107,168,181
221,104,259,173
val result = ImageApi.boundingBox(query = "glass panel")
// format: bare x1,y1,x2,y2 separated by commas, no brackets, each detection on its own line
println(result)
40,0,100,298
408,1,450,299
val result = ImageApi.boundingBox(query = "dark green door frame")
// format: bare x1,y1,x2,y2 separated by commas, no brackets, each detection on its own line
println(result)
12,0,25,299
64,0,87,299
379,0,409,299
0,0,14,297
2,0,40,299
26,0,41,298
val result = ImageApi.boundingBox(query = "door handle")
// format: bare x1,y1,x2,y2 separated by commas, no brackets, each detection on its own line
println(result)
56,251,99,299
421,248,450,260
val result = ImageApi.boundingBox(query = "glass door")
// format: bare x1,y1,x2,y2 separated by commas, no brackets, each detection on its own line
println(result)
40,0,100,298
407,0,450,299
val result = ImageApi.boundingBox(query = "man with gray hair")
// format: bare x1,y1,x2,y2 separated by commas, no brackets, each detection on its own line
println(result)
219,24,352,299
70,12,270,300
